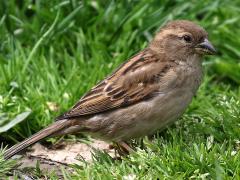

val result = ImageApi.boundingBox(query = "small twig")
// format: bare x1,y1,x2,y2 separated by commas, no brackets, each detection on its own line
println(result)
28,154,69,167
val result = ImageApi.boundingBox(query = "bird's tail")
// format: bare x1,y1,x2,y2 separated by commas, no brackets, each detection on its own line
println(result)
4,119,72,160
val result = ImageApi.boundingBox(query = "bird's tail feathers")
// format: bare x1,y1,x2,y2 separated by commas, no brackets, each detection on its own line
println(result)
4,119,71,160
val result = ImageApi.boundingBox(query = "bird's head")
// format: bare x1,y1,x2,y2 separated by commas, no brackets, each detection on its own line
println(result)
149,20,216,60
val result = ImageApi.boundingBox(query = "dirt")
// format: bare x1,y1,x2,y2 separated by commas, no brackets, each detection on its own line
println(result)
10,140,116,178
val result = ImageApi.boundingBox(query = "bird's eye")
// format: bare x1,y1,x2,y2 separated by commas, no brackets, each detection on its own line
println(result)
183,35,192,43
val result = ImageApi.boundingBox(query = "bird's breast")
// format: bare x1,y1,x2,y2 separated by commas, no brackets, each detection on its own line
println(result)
175,57,203,94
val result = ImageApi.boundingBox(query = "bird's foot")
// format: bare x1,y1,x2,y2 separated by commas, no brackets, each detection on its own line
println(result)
109,141,134,157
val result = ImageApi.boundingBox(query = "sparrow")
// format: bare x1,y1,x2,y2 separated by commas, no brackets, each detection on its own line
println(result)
4,20,216,159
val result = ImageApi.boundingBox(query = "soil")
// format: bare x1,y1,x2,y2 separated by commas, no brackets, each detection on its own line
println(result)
10,140,116,178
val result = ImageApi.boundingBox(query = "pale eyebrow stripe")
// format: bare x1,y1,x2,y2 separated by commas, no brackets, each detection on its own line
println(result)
155,28,184,40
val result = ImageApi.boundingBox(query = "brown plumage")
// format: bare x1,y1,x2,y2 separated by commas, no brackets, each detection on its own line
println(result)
4,20,216,159
57,49,166,118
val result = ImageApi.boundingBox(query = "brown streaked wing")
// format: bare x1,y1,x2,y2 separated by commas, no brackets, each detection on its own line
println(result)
56,49,169,120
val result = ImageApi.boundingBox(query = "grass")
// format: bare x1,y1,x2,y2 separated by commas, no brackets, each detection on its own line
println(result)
0,0,240,179
0,149,16,179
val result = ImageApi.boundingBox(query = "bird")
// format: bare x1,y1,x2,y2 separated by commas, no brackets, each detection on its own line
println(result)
4,20,216,159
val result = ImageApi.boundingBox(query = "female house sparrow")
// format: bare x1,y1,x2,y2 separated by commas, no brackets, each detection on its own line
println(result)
4,20,216,159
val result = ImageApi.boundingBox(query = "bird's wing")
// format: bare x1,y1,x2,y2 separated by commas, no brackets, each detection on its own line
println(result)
56,49,175,120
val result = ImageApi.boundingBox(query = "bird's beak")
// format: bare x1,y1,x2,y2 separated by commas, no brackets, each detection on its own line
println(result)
195,38,216,55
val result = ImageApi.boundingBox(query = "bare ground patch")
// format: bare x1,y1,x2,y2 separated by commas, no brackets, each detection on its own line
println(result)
9,140,115,178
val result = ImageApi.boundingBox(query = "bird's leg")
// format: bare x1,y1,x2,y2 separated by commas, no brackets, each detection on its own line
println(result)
118,141,134,154
109,141,134,156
